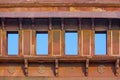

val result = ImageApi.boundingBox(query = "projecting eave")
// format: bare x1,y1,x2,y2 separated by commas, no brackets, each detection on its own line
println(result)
0,12,119,18
0,0,120,7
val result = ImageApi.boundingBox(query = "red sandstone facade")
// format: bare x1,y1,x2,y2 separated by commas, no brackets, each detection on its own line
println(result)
0,0,119,80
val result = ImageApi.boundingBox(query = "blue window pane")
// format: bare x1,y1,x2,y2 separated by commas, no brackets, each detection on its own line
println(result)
8,33,18,55
95,32,106,55
36,33,48,55
65,32,78,55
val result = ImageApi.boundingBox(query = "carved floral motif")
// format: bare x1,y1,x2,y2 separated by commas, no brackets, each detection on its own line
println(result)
8,66,16,74
38,65,46,74
97,65,105,74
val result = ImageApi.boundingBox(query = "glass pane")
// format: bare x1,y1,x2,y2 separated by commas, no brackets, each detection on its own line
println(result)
36,33,48,55
65,32,78,55
95,32,106,55
8,33,18,55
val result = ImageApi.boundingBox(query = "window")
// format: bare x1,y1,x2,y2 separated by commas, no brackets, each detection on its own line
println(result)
95,32,106,55
8,32,18,55
65,32,78,55
36,32,48,55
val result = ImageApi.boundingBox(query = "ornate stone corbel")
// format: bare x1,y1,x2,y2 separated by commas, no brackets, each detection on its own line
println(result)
31,18,34,29
19,18,22,30
108,19,112,30
92,18,95,30
55,59,58,76
116,59,119,76
49,18,52,30
78,18,81,30
61,18,64,30
85,59,89,76
1,18,5,30
24,59,28,76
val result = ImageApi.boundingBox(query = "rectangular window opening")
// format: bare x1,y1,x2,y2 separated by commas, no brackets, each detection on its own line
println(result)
65,31,78,55
95,31,107,55
36,32,48,55
8,32,19,55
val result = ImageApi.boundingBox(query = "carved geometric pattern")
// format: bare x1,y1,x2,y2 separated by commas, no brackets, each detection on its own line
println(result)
97,65,105,74
8,66,16,74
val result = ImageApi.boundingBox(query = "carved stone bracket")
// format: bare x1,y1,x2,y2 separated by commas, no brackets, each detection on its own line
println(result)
31,18,34,28
78,18,81,30
1,18,5,30
49,18,52,30
92,18,95,30
19,18,22,30
55,59,58,77
115,59,119,76
24,59,28,76
108,19,112,30
85,59,89,76
61,18,64,30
